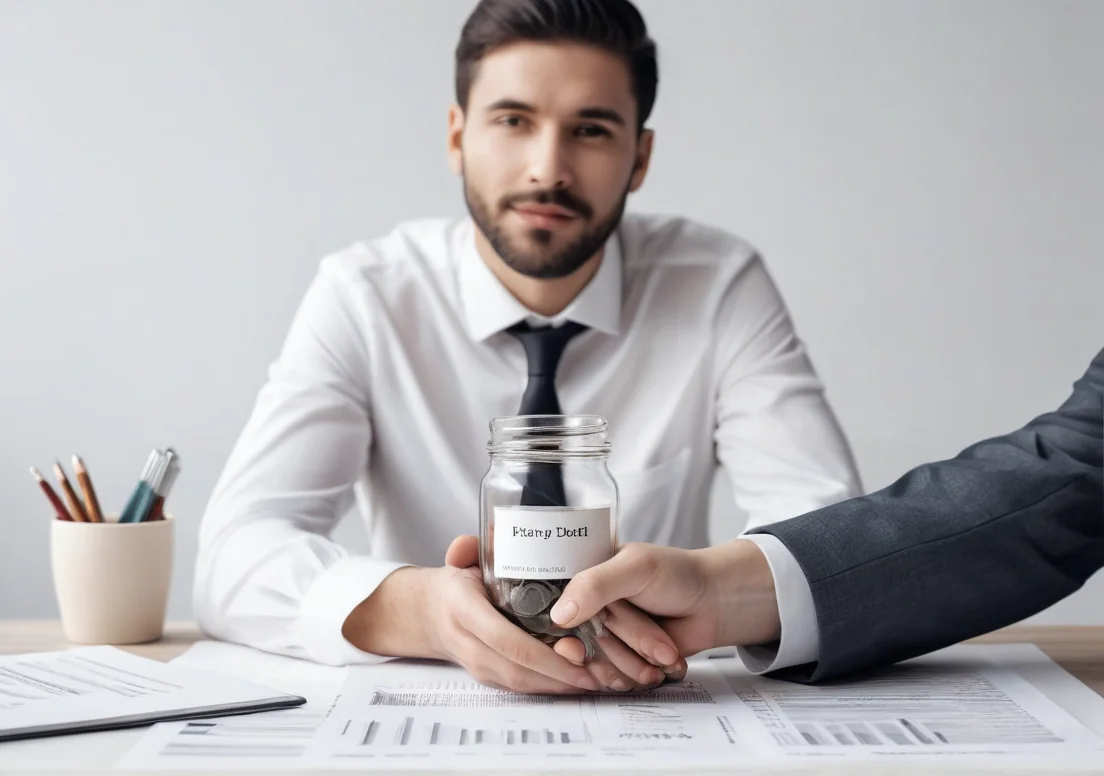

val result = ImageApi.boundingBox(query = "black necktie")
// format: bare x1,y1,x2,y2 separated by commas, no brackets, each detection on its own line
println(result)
507,320,589,506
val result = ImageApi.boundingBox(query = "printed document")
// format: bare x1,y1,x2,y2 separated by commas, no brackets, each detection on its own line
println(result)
715,647,1104,759
116,641,345,768
0,645,301,742
301,658,754,767
118,641,1104,770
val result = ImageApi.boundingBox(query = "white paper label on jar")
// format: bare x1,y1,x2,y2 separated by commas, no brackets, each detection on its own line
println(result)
493,506,612,580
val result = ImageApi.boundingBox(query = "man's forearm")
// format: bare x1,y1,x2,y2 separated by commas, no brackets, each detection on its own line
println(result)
342,566,441,659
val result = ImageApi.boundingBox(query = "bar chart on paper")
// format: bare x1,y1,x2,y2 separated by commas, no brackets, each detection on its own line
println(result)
337,715,589,747
299,661,759,771
151,707,328,759
732,665,1080,750
339,678,718,747
360,685,555,708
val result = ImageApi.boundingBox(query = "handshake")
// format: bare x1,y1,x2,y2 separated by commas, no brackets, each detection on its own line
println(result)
343,535,782,694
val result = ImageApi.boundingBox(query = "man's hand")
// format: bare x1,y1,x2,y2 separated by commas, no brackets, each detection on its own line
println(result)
343,562,601,694
548,540,782,658
443,536,680,692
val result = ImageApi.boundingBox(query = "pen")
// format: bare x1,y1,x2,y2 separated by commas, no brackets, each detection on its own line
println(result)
53,461,89,523
119,448,179,523
30,467,74,521
147,449,181,522
118,450,159,524
72,455,105,523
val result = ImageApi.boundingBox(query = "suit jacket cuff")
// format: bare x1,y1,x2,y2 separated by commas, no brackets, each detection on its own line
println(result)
736,534,820,673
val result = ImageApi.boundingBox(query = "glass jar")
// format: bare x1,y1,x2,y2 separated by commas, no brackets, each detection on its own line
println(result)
479,415,618,659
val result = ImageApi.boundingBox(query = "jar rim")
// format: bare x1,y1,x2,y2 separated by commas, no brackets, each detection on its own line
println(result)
487,414,610,458
489,414,607,436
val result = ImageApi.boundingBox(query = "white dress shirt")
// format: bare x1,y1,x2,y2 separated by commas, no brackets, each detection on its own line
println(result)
194,213,857,674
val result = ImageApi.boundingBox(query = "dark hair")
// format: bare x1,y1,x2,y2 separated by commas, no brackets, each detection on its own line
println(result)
455,0,658,132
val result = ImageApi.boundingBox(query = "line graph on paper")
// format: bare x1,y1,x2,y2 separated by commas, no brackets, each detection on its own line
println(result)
588,679,720,741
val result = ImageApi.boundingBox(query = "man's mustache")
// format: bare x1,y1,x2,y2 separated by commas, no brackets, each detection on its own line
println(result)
501,189,593,220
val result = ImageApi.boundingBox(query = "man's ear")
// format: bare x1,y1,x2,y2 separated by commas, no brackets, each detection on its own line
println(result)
447,104,465,175
628,129,654,192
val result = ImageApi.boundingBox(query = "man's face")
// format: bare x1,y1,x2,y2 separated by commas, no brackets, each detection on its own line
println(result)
449,42,653,279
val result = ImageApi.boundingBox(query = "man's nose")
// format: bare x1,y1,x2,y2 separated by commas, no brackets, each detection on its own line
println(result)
526,129,574,190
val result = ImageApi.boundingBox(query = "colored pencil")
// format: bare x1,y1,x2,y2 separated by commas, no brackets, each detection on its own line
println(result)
72,455,105,523
30,467,74,521
53,461,89,522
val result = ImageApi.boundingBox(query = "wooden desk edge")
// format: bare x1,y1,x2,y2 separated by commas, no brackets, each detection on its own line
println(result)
2,621,203,661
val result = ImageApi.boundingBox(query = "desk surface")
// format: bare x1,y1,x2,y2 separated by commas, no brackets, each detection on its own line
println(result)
2,621,1103,775
5,621,1103,697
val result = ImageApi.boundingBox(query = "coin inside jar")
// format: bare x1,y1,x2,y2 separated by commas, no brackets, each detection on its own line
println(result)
509,580,558,617
574,617,605,660
515,613,555,634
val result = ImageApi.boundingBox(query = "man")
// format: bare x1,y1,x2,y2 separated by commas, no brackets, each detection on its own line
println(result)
194,0,862,693
539,346,1103,681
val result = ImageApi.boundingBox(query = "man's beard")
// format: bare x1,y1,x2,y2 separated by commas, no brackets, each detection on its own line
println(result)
464,178,628,280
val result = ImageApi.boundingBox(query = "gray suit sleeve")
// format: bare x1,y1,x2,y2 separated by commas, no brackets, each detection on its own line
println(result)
750,347,1104,683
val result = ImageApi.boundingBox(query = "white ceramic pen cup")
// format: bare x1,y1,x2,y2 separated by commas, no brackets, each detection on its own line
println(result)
50,514,174,644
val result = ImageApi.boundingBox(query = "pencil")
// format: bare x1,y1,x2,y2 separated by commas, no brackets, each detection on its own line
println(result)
54,461,89,522
30,467,74,521
72,455,105,523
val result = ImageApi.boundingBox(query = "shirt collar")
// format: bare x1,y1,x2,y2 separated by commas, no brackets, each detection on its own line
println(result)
456,218,623,342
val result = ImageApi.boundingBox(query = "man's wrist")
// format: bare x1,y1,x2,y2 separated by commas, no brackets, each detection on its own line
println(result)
342,566,440,659
701,539,781,649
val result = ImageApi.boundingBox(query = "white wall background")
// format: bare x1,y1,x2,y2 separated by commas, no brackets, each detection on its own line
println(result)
1,0,1101,626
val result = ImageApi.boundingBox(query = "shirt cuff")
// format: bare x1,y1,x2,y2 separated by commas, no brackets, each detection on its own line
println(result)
735,534,820,674
293,555,411,666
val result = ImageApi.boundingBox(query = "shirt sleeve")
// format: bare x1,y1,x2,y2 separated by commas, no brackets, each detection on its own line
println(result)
193,256,408,666
712,253,864,531
736,534,820,673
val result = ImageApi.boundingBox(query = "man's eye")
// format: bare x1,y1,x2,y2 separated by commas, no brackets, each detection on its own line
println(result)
497,116,524,128
576,124,611,138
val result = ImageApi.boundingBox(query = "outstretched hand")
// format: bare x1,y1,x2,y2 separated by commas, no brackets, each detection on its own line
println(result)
549,541,781,658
